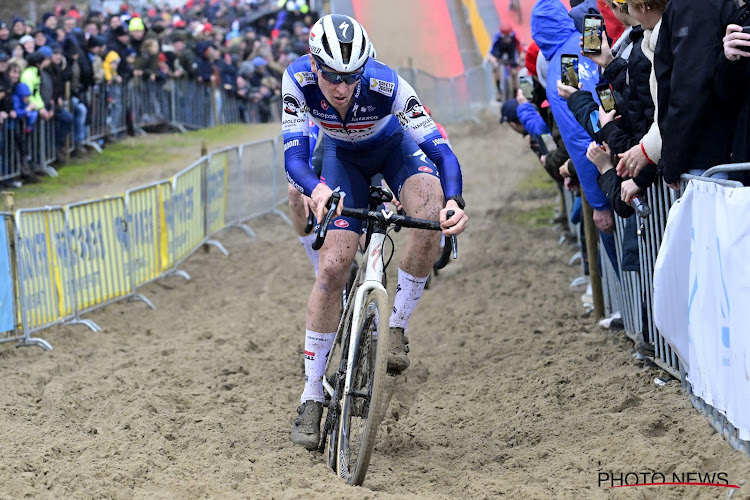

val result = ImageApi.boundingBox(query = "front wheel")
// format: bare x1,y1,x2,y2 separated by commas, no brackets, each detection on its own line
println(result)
336,288,391,485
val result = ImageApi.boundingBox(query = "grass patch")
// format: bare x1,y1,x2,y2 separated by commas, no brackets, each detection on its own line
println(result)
508,202,557,229
517,166,557,196
13,123,279,201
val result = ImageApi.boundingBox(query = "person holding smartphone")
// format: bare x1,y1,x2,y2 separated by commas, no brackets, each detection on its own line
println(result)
654,0,738,190
715,21,750,176
532,0,619,243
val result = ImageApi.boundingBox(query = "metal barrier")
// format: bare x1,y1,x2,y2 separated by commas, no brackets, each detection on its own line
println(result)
395,64,495,124
125,180,173,297
65,196,152,321
170,79,214,130
14,207,97,344
0,120,22,181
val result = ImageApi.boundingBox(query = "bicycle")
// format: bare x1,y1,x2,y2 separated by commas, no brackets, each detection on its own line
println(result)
310,187,457,485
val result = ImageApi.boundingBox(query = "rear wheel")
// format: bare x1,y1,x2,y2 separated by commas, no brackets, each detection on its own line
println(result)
336,288,390,485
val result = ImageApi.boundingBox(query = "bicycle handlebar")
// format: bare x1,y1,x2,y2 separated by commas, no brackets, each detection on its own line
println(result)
312,193,458,267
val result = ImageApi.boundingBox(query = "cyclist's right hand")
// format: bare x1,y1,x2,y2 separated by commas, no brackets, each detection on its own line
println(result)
311,183,344,224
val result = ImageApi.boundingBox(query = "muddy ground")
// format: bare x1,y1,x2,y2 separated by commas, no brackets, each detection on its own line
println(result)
0,117,749,499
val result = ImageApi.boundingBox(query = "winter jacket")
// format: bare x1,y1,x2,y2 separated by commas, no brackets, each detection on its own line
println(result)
654,0,738,184
20,66,44,111
532,0,609,209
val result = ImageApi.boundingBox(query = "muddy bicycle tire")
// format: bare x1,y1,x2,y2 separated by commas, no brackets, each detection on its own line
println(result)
336,288,391,485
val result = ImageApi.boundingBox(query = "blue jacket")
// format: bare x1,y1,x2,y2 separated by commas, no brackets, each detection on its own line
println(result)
517,102,550,137
531,0,608,209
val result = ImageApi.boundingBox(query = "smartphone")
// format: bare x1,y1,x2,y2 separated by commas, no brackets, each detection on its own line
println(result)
583,14,603,54
560,54,579,88
743,26,750,34
519,76,534,100
596,83,616,112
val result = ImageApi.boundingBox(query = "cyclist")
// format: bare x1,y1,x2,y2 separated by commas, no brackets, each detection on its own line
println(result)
283,14,468,450
488,24,524,101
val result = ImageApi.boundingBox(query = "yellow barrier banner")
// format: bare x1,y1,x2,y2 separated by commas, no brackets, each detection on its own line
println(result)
65,197,131,311
171,160,205,262
15,208,74,330
207,152,229,235
158,182,172,271
126,181,172,287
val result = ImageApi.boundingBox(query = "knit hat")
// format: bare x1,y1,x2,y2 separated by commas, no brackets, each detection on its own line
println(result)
38,46,53,58
19,35,34,45
128,17,145,32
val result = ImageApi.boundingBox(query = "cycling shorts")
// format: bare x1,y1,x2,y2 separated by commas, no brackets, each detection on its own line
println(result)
321,131,440,234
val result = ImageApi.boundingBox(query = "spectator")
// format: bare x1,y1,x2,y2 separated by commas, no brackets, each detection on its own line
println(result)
128,17,147,55
46,43,74,157
20,51,49,120
7,62,39,182
10,18,26,43
62,38,89,154
40,12,58,46
654,0,738,189
717,18,750,171
0,20,10,54
87,36,106,84
19,35,35,58
531,0,613,232
195,40,219,84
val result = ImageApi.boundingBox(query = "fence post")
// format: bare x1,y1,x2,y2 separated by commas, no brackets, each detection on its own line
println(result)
581,191,605,319
2,193,17,323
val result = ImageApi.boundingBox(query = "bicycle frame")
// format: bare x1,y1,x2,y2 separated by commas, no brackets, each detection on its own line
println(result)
322,227,387,400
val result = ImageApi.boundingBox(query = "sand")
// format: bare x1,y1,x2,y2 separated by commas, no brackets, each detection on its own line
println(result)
0,117,749,499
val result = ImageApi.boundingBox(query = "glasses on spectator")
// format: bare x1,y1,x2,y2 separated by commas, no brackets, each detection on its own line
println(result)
316,64,363,85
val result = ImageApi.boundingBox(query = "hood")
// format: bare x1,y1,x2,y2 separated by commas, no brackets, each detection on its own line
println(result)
568,0,598,34
531,0,579,60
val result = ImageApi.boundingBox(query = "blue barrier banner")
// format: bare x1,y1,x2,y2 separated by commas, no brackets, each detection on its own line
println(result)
0,221,15,332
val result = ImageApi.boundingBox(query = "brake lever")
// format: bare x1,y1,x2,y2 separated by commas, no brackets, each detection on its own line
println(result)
312,192,341,251
304,210,314,234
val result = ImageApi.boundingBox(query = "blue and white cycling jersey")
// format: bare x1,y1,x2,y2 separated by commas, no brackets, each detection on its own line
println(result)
282,55,462,199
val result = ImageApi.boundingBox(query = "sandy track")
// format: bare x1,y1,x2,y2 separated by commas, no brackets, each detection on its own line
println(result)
0,119,748,499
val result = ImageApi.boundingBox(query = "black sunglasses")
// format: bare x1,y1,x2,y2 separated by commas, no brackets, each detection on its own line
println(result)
316,64,364,85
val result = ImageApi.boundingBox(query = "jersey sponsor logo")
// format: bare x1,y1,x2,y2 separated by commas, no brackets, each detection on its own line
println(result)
311,108,337,120
294,71,316,86
404,95,425,119
283,94,302,116
432,137,448,147
321,100,329,110
350,115,378,122
369,78,394,97
304,350,315,360
284,139,301,151
418,166,434,173
287,171,304,193
334,219,350,228
412,150,428,163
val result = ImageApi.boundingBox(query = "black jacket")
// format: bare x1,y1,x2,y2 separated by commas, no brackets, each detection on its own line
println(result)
599,27,655,156
655,0,738,184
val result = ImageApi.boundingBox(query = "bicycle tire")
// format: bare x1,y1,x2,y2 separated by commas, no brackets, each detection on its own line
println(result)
336,288,391,485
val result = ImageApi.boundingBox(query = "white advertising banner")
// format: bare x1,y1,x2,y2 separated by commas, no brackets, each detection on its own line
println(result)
655,180,750,440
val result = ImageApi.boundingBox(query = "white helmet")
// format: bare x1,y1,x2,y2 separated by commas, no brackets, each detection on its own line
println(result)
309,14,371,73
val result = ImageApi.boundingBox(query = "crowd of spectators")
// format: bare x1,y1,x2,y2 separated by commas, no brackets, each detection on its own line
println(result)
0,0,316,185
499,0,750,355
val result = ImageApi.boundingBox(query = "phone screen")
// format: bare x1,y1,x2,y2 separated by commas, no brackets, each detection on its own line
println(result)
561,55,579,88
597,85,615,112
583,16,603,53
520,77,534,100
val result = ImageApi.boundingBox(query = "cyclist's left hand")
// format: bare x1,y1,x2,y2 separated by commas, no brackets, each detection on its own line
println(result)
441,200,467,236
